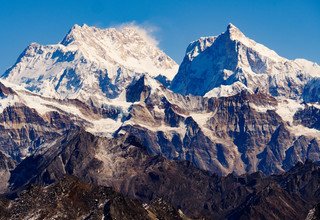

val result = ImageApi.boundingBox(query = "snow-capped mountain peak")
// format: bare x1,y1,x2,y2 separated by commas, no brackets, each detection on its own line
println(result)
171,24,320,101
60,23,178,79
224,23,284,62
226,23,245,39
2,24,178,100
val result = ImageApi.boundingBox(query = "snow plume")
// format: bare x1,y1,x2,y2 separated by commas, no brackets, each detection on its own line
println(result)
115,21,160,47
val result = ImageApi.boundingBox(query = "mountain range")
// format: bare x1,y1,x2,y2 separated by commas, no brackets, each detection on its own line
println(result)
0,23,320,219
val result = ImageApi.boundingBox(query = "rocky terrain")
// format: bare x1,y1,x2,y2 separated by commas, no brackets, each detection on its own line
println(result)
1,146,320,219
0,151,15,193
0,176,183,220
0,23,319,219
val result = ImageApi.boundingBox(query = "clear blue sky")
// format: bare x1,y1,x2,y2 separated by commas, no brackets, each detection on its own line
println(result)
0,0,319,73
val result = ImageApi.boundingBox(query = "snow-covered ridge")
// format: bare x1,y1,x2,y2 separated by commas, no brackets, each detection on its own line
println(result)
0,79,126,139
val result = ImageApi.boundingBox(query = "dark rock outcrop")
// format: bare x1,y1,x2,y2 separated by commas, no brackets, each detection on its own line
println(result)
294,105,320,130
126,76,151,103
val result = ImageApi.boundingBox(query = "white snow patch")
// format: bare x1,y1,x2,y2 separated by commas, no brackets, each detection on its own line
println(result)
289,125,320,141
204,82,252,98
86,118,122,138
275,98,304,124
0,95,20,113
250,103,275,113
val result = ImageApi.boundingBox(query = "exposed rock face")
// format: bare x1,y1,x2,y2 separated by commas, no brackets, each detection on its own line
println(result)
0,176,182,220
119,85,320,175
294,105,320,130
5,129,320,219
0,105,78,162
0,84,319,219
0,82,16,97
303,78,320,103
0,151,15,193
1,73,319,177
0,80,122,162
2,75,319,177
126,76,151,102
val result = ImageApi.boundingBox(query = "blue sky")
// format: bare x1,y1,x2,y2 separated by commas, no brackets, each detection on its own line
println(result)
0,0,319,73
